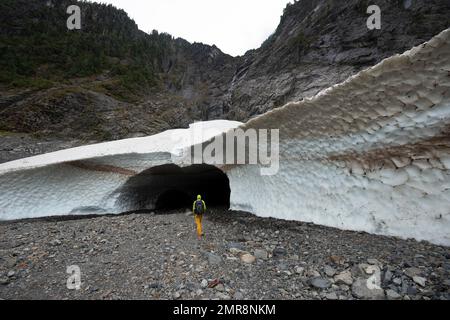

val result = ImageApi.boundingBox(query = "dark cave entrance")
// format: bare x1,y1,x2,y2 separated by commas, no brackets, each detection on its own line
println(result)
154,189,192,210
117,164,230,213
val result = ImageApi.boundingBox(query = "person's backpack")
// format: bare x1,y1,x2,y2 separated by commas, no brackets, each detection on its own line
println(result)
194,200,204,215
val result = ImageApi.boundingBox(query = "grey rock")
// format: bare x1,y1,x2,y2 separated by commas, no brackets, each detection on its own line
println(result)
404,267,422,279
407,286,418,296
364,265,381,275
305,269,321,278
148,282,161,289
325,292,338,300
254,249,268,260
227,242,245,251
351,264,369,278
383,270,393,283
340,284,350,292
216,292,231,300
310,277,331,290
7,271,15,278
50,239,62,246
195,289,204,296
352,278,385,300
367,259,382,266
233,291,244,300
215,284,225,292
206,252,222,265
294,266,305,275
324,265,336,277
413,276,426,287
201,279,208,288
272,247,287,257
334,270,353,285
386,289,402,300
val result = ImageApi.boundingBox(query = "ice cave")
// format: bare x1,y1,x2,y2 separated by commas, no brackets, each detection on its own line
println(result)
117,164,231,212
0,29,449,246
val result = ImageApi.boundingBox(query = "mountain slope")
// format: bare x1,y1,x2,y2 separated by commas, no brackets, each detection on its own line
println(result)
0,0,449,163
223,0,450,120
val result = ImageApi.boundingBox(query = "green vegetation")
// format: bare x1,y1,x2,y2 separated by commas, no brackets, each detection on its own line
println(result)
0,130,14,137
0,0,173,99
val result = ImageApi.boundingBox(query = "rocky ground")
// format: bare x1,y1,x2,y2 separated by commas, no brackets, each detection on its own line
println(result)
0,208,449,300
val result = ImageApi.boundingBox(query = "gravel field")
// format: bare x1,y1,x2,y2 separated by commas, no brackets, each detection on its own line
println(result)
0,208,449,300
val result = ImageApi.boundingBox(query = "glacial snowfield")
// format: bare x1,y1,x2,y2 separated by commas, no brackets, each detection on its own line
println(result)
0,29,449,246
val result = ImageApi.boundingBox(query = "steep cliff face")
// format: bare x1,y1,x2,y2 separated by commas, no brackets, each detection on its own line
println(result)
223,0,450,120
1,0,449,162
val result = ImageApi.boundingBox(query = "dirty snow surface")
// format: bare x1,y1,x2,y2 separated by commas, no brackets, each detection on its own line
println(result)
227,29,450,246
0,210,448,300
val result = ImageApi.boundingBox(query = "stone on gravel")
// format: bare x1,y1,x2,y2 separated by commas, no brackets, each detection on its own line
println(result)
407,286,418,296
229,248,245,255
367,259,382,266
404,267,422,278
324,265,336,277
201,279,208,288
364,265,381,275
325,292,338,300
227,242,245,251
383,270,393,283
254,249,268,260
50,239,62,246
273,247,287,257
352,278,385,300
195,289,204,296
241,254,256,264
214,284,225,292
7,271,15,278
310,277,331,290
386,289,402,300
330,255,345,265
334,270,353,285
216,292,231,300
413,276,426,287
206,253,222,265
306,269,321,278
233,291,244,300
295,266,305,275
173,291,181,299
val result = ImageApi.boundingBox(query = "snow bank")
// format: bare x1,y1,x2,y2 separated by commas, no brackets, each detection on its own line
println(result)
0,120,242,220
225,29,450,246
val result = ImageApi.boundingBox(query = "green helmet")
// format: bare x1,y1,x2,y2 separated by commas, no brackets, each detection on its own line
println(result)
197,195,202,200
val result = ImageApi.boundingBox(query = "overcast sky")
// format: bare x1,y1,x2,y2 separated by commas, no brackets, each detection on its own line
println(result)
93,0,293,57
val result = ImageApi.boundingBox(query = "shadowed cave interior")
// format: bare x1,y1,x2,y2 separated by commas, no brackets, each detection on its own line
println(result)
117,164,231,212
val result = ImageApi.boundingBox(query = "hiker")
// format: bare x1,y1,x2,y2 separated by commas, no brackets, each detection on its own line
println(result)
193,195,206,240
